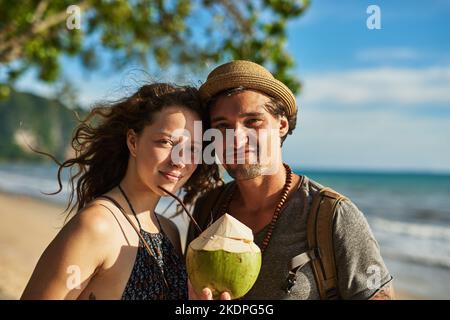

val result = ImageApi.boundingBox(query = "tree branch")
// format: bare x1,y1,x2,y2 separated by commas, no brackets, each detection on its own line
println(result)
31,0,50,24
215,0,252,34
33,0,92,34
0,0,93,63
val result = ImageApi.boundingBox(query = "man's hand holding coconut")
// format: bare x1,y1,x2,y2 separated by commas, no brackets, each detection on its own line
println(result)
187,214,261,300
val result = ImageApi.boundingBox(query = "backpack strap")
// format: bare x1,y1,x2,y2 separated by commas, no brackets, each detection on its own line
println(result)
306,187,347,300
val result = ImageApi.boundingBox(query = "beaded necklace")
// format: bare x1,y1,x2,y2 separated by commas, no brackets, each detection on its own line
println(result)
219,163,295,254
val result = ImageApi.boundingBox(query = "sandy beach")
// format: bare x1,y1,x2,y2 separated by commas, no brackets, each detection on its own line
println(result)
0,192,66,299
0,191,421,300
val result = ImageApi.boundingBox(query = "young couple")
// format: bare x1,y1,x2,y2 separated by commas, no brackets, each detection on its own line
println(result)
22,60,394,300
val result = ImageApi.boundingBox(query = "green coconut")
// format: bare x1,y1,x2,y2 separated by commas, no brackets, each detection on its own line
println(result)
186,213,262,300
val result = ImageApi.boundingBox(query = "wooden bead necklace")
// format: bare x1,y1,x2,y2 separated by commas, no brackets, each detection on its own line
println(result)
219,163,293,254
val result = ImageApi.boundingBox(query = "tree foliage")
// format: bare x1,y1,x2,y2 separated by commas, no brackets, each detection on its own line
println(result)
0,0,309,98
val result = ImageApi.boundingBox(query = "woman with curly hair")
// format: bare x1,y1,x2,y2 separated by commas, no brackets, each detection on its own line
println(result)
21,83,222,300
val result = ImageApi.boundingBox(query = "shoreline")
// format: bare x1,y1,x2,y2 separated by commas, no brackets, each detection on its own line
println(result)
0,191,425,300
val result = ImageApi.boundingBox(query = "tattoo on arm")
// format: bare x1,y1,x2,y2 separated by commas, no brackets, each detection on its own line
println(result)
89,292,96,300
369,283,395,300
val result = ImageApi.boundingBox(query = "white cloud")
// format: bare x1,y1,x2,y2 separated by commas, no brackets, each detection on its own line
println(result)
283,108,450,172
300,66,450,107
284,66,450,171
356,47,421,62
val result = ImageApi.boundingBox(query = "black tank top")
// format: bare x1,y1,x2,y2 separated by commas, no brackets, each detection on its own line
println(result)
100,196,188,300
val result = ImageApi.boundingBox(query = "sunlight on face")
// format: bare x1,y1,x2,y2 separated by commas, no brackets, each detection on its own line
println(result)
133,105,201,196
209,90,283,180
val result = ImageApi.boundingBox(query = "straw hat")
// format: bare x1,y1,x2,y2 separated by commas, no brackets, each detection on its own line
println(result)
199,60,297,116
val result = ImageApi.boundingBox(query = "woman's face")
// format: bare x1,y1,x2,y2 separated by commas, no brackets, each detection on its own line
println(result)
128,105,202,196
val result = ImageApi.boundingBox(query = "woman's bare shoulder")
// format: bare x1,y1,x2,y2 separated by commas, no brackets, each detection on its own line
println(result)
20,201,120,299
66,201,119,238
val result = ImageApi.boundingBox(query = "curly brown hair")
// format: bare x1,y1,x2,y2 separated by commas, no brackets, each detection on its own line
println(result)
41,83,223,223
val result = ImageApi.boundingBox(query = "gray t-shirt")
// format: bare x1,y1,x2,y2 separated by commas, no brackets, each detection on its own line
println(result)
187,176,393,300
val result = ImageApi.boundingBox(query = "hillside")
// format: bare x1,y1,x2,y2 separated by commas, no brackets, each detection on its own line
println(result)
0,90,86,162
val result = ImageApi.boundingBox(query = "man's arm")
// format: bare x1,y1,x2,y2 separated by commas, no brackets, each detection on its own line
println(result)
332,200,394,300
369,282,395,300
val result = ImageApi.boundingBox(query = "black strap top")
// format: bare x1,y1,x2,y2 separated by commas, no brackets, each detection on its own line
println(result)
100,195,188,300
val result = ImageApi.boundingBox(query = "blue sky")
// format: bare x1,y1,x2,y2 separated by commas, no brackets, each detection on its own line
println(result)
15,0,450,172
280,0,450,172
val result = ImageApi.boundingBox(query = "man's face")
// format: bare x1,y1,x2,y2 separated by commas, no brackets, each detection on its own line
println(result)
209,90,286,180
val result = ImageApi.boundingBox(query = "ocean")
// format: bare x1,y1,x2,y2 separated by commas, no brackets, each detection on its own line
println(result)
1,162,449,299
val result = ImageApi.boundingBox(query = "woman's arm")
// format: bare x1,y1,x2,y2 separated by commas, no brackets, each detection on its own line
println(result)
21,205,113,299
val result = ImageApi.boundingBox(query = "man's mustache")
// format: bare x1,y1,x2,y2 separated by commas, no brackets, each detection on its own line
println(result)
223,145,258,157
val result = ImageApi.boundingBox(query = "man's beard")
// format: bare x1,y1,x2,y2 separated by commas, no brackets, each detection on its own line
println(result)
225,163,262,180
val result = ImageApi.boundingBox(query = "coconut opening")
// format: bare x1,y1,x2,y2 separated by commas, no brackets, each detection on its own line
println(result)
189,214,261,253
